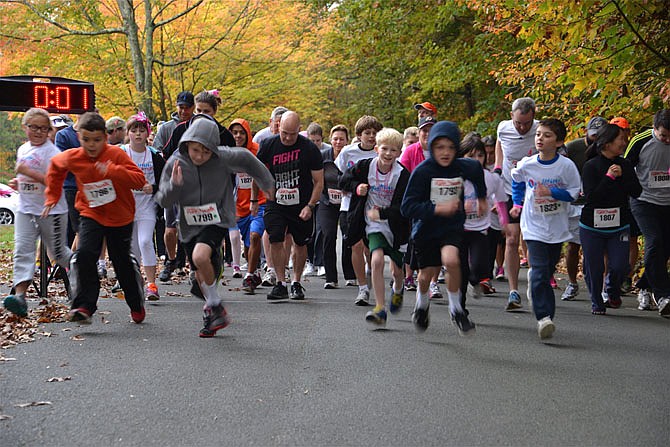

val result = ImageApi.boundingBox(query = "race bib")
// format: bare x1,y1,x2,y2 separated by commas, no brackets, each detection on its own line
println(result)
430,178,462,204
238,173,253,190
533,197,562,215
327,188,342,205
276,187,299,206
648,171,670,189
19,181,42,195
83,179,116,208
593,207,620,228
183,203,221,226
464,198,479,220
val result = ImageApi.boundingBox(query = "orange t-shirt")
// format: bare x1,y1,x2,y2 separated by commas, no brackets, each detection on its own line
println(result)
45,144,146,227
232,118,266,218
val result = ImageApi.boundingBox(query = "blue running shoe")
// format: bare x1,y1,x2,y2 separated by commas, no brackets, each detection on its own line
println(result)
3,295,28,317
389,287,404,314
505,291,523,311
365,308,387,327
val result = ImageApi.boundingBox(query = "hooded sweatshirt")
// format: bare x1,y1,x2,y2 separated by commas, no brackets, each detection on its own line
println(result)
400,121,487,245
230,118,266,218
154,118,275,244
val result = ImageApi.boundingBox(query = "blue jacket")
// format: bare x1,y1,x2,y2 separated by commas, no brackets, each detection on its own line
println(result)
400,121,486,245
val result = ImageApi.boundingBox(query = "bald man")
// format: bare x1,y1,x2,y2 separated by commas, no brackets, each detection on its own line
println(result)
256,111,324,301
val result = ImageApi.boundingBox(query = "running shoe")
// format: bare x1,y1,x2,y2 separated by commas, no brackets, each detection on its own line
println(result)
159,259,176,283
561,282,579,301
429,282,443,299
354,289,370,306
365,308,387,326
479,279,496,295
242,274,261,294
145,283,160,301
261,270,276,287
68,308,92,324
302,262,316,277
404,276,417,291
111,281,122,293
345,279,358,287
505,291,523,311
637,289,657,311
389,286,404,314
317,266,326,277
467,283,482,300
199,304,230,337
267,283,289,301
495,266,506,281
131,306,146,324
604,295,622,309
520,257,529,268
97,261,107,279
537,316,555,340
658,297,670,317
437,267,446,284
290,282,305,300
549,276,558,289
620,277,633,294
412,305,430,332
232,265,243,279
3,295,28,317
452,311,476,336
323,282,338,289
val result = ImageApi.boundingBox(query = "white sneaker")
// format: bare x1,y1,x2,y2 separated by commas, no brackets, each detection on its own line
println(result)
637,289,657,311
537,316,555,340
323,282,337,289
429,282,443,299
658,297,670,317
261,270,276,287
317,266,326,277
561,282,579,301
354,289,370,306
438,267,446,284
467,283,481,300
302,262,315,277
345,279,358,287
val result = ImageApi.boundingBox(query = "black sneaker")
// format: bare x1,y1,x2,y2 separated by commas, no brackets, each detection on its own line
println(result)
290,282,305,300
199,304,229,338
412,305,430,332
159,259,176,283
267,283,289,301
452,311,476,336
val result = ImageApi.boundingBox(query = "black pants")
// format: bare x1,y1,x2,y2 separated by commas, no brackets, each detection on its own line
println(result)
338,210,356,281
459,230,489,308
316,203,341,283
71,217,143,315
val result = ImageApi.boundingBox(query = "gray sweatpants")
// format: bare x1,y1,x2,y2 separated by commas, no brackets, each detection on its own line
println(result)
13,212,72,287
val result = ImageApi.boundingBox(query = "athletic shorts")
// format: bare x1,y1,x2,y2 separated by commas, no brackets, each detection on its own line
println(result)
182,225,226,278
237,205,266,247
368,232,404,268
263,201,314,246
164,204,180,229
505,196,521,224
413,232,463,269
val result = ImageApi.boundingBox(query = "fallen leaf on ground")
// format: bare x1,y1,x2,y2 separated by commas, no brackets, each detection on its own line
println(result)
0,356,17,362
70,335,85,341
46,376,71,382
0,414,13,420
14,401,52,408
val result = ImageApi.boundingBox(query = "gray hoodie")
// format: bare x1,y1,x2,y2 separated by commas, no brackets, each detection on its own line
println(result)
155,118,274,243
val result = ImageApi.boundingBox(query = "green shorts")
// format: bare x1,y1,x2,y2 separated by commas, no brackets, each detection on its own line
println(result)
367,232,404,268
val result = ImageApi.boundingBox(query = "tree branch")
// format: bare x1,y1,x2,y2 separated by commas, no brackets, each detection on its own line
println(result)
610,0,670,66
153,0,205,28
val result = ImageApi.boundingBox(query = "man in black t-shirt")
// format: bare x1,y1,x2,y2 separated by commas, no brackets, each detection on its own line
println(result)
256,111,324,301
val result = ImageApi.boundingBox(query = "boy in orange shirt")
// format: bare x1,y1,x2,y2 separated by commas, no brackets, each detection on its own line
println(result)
43,112,147,324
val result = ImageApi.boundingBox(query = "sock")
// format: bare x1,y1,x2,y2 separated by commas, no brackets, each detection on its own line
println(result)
373,304,385,313
392,281,403,294
359,285,369,293
200,280,222,307
415,290,429,310
448,290,463,315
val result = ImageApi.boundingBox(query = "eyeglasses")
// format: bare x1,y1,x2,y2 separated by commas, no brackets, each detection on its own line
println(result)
107,127,124,133
27,124,50,133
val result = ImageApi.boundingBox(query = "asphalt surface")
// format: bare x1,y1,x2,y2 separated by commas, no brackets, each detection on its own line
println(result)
1,265,669,446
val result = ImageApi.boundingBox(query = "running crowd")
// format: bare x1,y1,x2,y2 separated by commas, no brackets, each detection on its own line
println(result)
3,91,670,340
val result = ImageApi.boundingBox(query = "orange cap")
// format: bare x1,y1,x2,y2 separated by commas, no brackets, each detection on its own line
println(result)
610,116,630,129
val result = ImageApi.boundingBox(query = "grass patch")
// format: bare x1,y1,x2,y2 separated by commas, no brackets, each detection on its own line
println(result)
0,224,13,247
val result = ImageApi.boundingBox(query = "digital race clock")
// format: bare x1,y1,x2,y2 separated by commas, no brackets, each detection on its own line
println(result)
0,75,95,114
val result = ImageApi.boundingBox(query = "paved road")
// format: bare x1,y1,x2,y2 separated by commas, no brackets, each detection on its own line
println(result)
1,266,668,446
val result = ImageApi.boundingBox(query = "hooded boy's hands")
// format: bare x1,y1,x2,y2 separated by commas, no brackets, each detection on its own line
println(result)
171,160,183,186
434,199,460,217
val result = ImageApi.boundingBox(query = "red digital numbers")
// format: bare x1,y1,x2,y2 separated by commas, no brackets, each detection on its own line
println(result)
34,85,72,110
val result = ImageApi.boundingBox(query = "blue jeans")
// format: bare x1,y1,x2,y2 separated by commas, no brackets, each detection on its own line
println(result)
630,198,670,298
526,240,562,320
580,226,630,311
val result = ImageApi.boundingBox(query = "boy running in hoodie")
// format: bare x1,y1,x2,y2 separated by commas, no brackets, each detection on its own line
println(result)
339,128,410,327
401,121,487,336
155,117,275,337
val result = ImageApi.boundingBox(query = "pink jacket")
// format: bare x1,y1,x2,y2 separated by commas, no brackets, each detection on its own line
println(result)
399,141,427,173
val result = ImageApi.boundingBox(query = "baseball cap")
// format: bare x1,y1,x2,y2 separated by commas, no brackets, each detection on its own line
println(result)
610,116,630,129
586,116,607,137
50,115,69,129
105,116,126,132
413,102,438,116
418,116,437,129
176,91,195,107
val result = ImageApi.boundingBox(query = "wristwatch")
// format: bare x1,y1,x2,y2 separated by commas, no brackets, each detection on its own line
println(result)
307,203,316,210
